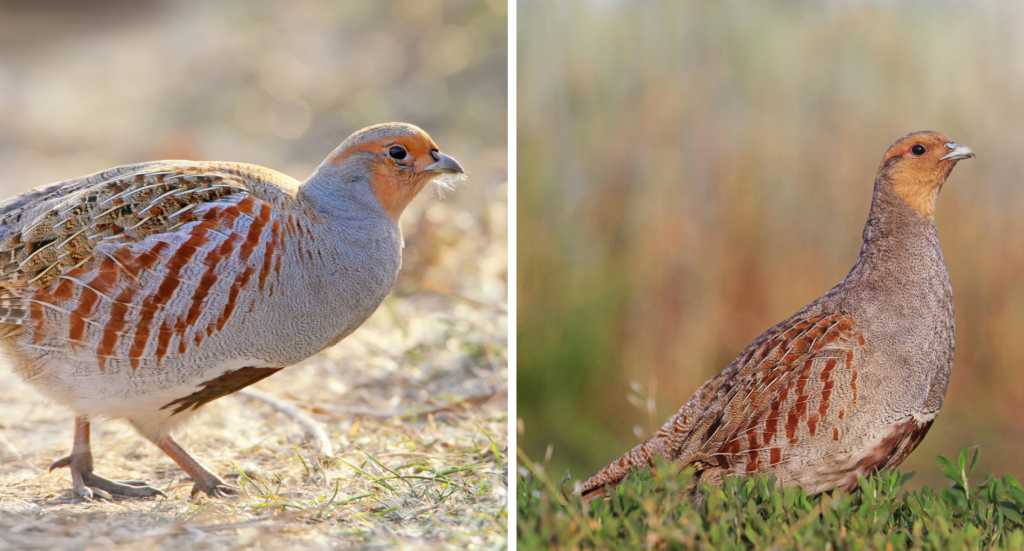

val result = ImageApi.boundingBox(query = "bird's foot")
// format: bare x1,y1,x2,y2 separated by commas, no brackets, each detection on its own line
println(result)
153,435,239,499
79,472,166,499
190,476,239,498
49,454,166,500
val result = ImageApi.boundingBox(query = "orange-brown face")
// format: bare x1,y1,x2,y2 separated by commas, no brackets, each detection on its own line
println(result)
878,131,974,218
328,123,464,221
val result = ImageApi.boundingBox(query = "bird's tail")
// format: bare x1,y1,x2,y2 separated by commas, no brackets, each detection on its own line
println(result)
578,434,673,502
579,378,719,502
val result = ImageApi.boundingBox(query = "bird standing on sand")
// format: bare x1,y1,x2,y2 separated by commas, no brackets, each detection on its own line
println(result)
0,123,464,499
581,131,973,500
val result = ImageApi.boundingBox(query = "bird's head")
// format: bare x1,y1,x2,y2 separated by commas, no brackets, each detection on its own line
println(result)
878,130,974,218
323,122,464,221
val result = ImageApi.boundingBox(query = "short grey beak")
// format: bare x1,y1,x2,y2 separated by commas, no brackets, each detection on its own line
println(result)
424,151,465,174
940,142,975,161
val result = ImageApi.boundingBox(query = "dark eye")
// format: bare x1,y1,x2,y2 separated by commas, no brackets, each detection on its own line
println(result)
911,144,926,156
388,145,408,160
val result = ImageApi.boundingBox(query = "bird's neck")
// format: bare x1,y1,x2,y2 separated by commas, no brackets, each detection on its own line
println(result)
298,163,391,223
262,166,403,359
296,162,403,276
839,177,955,417
844,177,949,299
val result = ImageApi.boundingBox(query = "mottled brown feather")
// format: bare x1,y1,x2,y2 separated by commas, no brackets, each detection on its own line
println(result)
160,367,283,415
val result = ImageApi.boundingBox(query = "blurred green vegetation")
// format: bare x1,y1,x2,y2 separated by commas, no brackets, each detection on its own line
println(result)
519,0,1024,491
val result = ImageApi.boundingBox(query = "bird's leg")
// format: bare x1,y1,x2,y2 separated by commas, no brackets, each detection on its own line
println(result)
49,416,165,500
154,435,238,498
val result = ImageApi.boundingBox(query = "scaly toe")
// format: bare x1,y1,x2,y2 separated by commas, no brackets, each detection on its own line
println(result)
127,481,154,487
191,482,239,499
72,484,95,501
89,487,113,501
212,484,239,498
113,480,151,486
83,473,166,498
49,455,72,472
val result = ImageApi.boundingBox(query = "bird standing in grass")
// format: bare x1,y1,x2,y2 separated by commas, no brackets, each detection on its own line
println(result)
0,122,464,499
581,131,973,501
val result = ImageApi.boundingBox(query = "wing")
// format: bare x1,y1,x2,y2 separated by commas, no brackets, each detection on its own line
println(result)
160,366,283,414
687,311,865,475
0,161,307,370
580,310,865,499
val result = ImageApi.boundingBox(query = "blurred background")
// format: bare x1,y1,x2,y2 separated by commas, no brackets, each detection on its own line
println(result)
0,2,506,301
0,0,506,304
0,1,506,546
519,0,1024,489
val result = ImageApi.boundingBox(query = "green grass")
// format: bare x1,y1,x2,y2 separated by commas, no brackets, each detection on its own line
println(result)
518,449,1024,550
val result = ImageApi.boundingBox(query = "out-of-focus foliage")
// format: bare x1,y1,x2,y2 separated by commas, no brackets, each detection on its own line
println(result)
0,0,506,307
519,0,1024,490
518,449,1024,550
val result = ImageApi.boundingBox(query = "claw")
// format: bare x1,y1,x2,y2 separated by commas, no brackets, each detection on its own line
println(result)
84,473,166,498
51,454,165,499
53,417,164,500
191,482,239,499
73,485,95,501
156,436,237,500
49,456,72,472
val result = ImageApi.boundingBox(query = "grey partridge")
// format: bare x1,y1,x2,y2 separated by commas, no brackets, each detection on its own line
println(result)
580,131,973,500
0,122,464,499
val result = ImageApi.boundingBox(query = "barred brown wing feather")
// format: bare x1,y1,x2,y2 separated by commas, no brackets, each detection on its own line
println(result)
0,164,250,290
0,162,301,370
579,312,865,499
694,312,865,474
